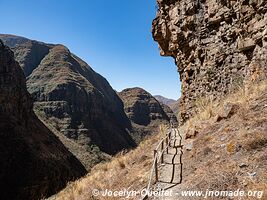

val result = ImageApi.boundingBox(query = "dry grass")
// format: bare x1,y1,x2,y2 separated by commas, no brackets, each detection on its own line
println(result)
48,125,169,200
49,80,267,200
177,80,267,199
182,80,267,132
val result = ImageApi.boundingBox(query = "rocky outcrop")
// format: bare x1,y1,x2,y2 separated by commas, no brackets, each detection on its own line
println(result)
0,34,136,169
119,87,172,141
152,0,267,124
0,40,86,200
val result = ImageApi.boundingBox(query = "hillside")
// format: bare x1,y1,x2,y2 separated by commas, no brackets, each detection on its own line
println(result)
166,80,267,200
46,0,267,198
154,95,179,115
0,34,136,169
0,40,86,200
118,87,175,142
154,95,176,107
47,80,267,200
1,0,266,199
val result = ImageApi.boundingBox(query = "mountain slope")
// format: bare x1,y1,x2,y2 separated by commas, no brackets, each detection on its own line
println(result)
0,40,86,200
47,80,267,200
118,87,174,142
0,34,136,169
154,95,176,106
154,95,179,114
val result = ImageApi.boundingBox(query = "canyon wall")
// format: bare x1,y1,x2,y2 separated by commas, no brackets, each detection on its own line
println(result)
0,40,86,200
0,34,136,169
152,0,267,124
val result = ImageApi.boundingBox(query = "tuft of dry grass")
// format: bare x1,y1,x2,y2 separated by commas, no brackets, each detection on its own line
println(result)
226,142,235,154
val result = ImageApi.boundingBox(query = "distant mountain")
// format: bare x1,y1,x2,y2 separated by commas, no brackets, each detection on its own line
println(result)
154,95,176,106
0,34,136,169
154,95,179,115
118,87,177,142
0,40,86,200
169,101,179,115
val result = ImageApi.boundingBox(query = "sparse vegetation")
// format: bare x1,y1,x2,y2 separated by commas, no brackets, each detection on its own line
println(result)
226,141,235,154
49,81,267,200
178,80,267,199
49,125,169,200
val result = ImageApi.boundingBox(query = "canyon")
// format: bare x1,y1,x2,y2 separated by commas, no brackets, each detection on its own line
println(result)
0,34,137,169
0,0,266,199
0,34,175,199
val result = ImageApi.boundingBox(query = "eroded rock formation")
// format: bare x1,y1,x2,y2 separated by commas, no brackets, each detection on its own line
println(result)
0,40,86,200
152,0,267,124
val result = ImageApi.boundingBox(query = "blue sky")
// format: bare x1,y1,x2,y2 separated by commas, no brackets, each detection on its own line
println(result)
0,0,181,99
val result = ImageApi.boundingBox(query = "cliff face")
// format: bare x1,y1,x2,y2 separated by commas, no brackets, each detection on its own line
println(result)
152,0,267,124
0,40,86,200
0,34,135,168
118,87,174,142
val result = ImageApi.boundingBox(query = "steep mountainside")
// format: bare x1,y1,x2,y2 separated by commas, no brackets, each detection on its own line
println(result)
154,95,180,114
46,82,267,200
118,87,175,141
0,34,29,47
154,95,176,106
159,102,178,125
169,100,179,115
0,40,86,200
0,34,52,77
0,34,136,169
152,0,267,124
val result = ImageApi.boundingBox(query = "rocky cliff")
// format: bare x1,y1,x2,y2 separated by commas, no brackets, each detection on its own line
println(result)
0,40,86,200
118,87,175,141
152,0,267,124
0,34,135,169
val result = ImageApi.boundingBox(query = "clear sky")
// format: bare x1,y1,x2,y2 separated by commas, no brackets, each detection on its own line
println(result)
0,0,181,99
